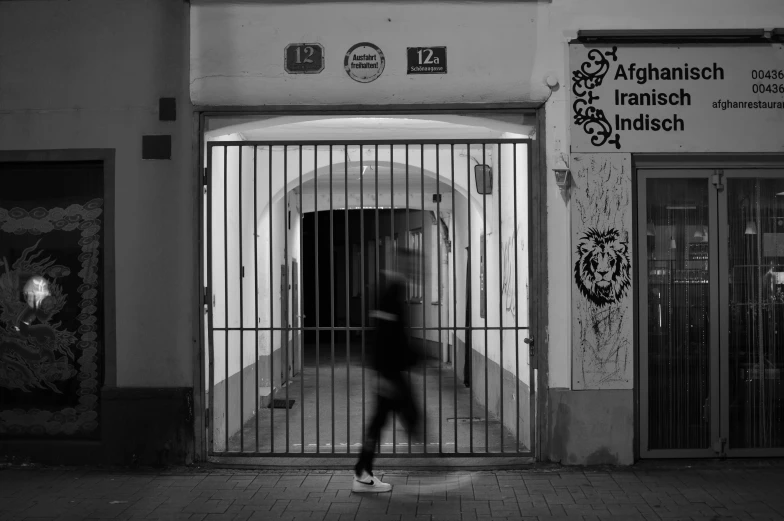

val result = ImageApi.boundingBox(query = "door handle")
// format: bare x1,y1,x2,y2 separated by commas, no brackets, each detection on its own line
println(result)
524,336,535,360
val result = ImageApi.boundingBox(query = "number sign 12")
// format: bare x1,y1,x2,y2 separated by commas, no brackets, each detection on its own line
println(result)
284,43,324,74
407,46,447,74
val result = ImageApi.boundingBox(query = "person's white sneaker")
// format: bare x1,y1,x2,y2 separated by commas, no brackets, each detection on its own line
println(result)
352,471,392,493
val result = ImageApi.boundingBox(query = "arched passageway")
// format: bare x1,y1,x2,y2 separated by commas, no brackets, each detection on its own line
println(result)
203,116,534,458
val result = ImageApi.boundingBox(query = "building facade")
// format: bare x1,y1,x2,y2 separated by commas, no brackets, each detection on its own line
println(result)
1,0,782,466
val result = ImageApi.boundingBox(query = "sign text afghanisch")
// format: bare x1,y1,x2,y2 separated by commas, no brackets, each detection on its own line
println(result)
570,44,784,153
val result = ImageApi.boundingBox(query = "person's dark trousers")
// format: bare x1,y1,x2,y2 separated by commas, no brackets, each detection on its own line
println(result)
355,373,419,476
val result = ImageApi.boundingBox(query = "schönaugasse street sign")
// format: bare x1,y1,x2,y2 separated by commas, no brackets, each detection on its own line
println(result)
284,43,324,74
407,47,447,74
344,42,385,83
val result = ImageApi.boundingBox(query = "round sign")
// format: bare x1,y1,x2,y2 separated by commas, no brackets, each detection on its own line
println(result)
344,42,385,83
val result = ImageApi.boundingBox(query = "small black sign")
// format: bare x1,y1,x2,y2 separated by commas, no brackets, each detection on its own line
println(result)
284,43,325,74
407,47,447,74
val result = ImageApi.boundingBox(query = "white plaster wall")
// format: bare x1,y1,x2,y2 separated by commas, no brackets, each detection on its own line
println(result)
570,153,633,390
191,0,784,393
542,0,784,389
209,141,266,387
1,0,193,388
190,3,550,106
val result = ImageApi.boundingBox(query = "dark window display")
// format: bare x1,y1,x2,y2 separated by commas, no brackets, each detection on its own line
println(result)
0,161,104,439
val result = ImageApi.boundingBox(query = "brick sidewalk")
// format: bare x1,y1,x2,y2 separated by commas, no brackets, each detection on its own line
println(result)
1,462,784,520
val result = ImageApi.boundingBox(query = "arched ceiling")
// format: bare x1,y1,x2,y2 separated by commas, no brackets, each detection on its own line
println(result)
205,115,533,142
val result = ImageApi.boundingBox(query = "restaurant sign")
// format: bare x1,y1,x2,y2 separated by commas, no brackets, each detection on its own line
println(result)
570,44,784,153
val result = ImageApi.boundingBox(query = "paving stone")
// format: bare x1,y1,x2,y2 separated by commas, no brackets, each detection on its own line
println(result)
416,499,461,515
4,464,784,521
327,502,359,515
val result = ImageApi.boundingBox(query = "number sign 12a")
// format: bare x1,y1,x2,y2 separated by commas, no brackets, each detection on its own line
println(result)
284,43,324,74
407,47,447,74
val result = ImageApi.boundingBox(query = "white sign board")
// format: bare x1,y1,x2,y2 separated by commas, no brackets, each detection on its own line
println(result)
344,42,385,83
570,44,784,153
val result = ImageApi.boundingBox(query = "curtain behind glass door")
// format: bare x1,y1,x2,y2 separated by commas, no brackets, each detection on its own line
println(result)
726,177,784,449
646,178,711,450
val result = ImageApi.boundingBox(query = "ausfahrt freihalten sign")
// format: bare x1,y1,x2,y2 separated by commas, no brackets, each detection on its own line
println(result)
344,42,385,83
570,43,784,153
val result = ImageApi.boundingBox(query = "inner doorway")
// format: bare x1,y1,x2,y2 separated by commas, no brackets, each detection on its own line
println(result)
638,168,784,458
205,136,534,457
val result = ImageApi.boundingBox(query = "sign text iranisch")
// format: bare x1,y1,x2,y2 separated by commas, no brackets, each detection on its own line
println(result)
569,44,784,153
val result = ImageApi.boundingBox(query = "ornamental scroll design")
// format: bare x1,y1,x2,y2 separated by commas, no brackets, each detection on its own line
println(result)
572,46,621,149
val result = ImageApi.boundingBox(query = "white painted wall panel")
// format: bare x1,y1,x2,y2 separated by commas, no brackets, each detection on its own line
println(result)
570,153,633,389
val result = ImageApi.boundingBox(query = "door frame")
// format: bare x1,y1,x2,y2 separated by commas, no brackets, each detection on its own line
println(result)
194,105,548,464
636,169,720,459
633,154,784,460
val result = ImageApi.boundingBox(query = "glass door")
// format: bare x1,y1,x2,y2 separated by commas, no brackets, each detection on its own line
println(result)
720,170,784,456
638,170,720,458
639,168,784,458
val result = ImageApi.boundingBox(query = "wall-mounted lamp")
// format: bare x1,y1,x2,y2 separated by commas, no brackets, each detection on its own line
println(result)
745,221,758,235
474,164,493,194
553,159,570,190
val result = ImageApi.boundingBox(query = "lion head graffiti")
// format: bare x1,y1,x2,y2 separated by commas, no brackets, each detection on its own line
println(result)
574,227,630,307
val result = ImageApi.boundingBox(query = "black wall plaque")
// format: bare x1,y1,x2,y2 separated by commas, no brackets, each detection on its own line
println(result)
285,43,325,74
142,135,171,160
407,46,447,74
159,98,176,121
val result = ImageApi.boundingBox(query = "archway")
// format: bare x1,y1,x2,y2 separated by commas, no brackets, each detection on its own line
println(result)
204,117,533,459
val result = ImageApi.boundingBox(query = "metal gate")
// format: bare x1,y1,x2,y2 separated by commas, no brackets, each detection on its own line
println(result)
205,139,534,457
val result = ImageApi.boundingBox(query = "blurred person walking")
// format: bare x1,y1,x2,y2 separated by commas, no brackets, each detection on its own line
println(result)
353,248,422,493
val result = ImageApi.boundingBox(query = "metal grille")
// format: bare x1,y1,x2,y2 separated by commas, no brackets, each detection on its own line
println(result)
205,140,533,457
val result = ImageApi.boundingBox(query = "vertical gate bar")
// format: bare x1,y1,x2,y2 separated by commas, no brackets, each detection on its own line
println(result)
254,146,259,453
238,146,244,452
421,143,427,454
315,146,320,453
482,144,489,452
451,144,457,453
436,144,442,453
360,145,366,448
284,146,290,452
345,146,350,453
466,144,473,453
390,146,396,455
405,144,412,454
528,143,535,455
374,144,380,455
329,145,335,454
497,144,504,454
224,146,229,452
514,143,520,452
206,144,215,455
299,146,305,453
268,146,275,453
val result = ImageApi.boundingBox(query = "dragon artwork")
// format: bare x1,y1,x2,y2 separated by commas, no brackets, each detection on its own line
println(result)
0,240,77,393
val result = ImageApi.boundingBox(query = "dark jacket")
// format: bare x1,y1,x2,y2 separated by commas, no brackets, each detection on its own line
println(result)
371,271,420,378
